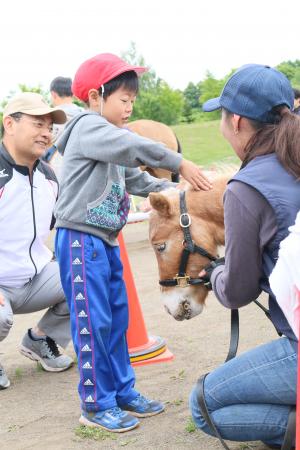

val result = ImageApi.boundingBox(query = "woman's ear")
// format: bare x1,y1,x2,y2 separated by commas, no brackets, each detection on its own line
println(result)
232,114,241,135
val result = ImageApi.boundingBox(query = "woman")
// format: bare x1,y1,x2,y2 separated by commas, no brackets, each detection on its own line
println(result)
189,64,300,448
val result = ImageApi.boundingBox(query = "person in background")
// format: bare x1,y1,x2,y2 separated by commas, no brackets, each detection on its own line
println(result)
270,211,300,342
0,92,73,391
189,64,300,449
44,77,83,178
293,88,300,115
54,53,212,433
50,76,83,141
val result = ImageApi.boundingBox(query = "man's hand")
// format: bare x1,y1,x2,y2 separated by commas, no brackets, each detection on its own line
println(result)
179,159,213,191
0,292,5,306
199,257,225,290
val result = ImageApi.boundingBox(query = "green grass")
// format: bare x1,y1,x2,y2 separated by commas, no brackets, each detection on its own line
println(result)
173,399,184,406
172,120,239,167
36,362,44,372
185,417,196,433
170,369,186,381
74,425,117,441
119,438,138,446
15,368,23,379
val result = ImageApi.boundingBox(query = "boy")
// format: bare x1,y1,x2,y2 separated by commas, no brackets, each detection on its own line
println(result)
54,53,212,432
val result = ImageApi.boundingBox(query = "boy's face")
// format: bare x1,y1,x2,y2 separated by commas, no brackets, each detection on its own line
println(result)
90,86,136,128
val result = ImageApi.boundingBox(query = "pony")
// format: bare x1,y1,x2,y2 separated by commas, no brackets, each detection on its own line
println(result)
148,173,233,321
127,119,182,182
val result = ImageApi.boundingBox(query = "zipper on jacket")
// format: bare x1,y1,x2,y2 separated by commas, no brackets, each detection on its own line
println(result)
28,174,38,278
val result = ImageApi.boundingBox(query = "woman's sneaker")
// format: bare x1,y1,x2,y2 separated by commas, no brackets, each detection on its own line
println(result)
19,329,73,372
79,407,139,433
0,362,10,389
119,394,165,417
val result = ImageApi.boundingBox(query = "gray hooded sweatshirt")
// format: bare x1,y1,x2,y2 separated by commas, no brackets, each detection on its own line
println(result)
54,111,182,246
51,103,84,180
52,103,83,142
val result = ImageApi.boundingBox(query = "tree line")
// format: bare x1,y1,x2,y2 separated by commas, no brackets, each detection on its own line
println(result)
125,47,300,124
1,43,300,126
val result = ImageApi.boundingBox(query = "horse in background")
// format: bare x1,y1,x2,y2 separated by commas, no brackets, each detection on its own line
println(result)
127,119,182,182
45,119,182,182
148,173,234,321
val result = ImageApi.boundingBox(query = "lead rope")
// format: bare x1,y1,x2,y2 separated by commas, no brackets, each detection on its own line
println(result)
195,309,238,450
281,408,296,450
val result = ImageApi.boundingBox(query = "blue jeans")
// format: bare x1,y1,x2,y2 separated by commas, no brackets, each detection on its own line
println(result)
189,337,297,447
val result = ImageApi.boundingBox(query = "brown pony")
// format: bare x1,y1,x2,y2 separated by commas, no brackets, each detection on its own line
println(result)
127,119,182,181
148,174,232,321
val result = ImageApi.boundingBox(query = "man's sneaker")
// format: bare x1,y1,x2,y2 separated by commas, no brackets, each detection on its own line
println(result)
19,329,73,372
120,394,165,418
0,362,10,389
79,407,139,433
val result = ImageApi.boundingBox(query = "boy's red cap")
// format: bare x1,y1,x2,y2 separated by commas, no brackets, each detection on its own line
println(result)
72,53,148,102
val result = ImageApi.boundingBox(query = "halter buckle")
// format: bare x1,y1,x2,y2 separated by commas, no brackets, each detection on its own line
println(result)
180,213,191,228
174,274,190,288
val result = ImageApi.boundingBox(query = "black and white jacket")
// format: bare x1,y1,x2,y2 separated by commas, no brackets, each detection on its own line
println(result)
0,144,58,288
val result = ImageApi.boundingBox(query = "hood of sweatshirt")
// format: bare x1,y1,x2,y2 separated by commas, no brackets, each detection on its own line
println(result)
60,103,83,119
55,111,96,155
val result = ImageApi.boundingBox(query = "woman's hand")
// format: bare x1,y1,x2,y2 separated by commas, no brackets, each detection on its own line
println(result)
199,257,225,290
0,293,5,306
179,159,213,191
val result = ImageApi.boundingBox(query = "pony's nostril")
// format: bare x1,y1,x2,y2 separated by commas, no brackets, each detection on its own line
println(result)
164,305,171,315
181,300,192,319
182,300,190,310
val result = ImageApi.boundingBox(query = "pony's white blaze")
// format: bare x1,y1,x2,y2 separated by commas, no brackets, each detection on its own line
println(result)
161,287,204,321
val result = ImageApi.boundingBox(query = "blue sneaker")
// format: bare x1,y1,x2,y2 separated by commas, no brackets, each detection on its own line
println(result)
79,407,139,433
120,394,165,418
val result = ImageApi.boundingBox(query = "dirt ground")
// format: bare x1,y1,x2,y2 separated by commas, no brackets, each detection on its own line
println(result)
0,221,278,450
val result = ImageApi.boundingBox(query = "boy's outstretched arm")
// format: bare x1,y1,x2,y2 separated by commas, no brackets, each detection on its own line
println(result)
125,167,176,198
78,117,212,191
179,159,212,191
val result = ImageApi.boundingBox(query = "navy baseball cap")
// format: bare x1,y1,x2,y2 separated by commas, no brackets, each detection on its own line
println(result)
203,64,294,123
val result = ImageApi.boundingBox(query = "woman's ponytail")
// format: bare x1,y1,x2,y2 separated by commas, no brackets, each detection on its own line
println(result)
242,107,300,178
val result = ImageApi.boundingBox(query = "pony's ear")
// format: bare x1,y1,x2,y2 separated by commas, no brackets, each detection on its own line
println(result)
149,193,172,217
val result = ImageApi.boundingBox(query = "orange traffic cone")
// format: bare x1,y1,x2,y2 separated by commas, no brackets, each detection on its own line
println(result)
118,232,174,366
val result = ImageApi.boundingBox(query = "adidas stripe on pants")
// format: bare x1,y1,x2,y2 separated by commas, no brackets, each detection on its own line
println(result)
55,228,138,412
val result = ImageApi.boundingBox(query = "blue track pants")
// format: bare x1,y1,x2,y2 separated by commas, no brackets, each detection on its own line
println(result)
55,228,138,412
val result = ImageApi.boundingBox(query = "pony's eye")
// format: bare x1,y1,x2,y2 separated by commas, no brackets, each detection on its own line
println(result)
155,243,166,253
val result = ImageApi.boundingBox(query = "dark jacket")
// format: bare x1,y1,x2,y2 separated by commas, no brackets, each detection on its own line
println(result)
211,154,300,342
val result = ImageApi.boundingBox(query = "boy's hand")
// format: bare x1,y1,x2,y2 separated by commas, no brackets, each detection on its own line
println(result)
0,293,5,306
179,160,212,191
139,197,152,212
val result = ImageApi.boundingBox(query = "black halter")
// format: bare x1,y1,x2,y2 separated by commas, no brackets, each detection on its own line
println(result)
159,191,217,288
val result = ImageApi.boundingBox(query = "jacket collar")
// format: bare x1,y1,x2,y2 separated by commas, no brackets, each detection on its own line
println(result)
0,143,40,175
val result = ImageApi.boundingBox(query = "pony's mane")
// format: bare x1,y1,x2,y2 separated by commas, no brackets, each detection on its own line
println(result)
188,163,239,189
156,165,238,225
156,163,239,220
205,161,240,175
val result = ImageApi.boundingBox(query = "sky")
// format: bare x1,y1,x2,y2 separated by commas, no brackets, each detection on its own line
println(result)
1,0,299,102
